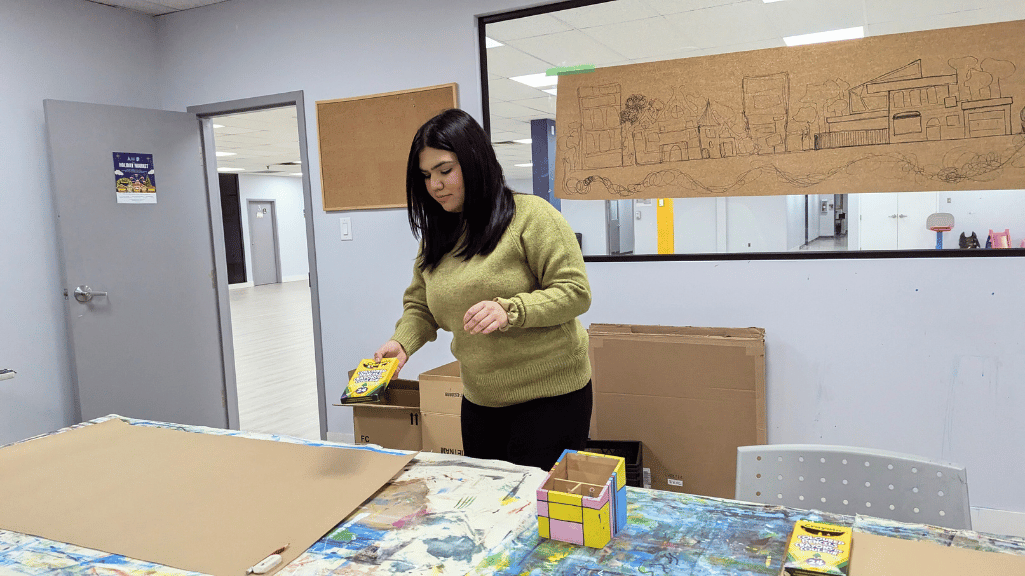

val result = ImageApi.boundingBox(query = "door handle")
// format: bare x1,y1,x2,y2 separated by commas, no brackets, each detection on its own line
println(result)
898,214,908,218
74,285,107,303
888,214,898,218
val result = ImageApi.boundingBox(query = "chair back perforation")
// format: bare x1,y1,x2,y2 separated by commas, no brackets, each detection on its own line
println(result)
735,445,970,529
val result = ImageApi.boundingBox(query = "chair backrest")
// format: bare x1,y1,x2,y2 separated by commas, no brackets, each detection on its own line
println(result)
735,444,971,529
989,229,1011,249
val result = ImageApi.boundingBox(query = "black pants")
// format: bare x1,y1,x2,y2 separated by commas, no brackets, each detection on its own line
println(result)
460,381,592,470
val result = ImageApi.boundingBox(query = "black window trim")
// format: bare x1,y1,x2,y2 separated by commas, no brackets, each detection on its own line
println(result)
476,0,1025,262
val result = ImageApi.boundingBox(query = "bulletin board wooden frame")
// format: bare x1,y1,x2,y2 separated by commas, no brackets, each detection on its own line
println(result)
316,83,458,211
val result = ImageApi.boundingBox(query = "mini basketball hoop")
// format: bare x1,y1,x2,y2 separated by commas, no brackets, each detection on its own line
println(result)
926,213,955,249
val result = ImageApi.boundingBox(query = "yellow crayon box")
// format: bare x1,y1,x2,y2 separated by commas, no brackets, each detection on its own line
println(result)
780,520,852,576
340,358,399,404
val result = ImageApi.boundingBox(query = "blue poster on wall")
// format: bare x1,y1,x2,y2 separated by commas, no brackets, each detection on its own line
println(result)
113,152,157,204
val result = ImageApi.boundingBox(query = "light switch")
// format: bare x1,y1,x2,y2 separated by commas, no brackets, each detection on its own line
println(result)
340,217,352,241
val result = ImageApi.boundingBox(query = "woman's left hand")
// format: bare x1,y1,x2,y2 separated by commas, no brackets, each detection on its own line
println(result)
463,301,509,334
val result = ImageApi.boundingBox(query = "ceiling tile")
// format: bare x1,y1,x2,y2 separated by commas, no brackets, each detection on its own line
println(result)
488,77,552,102
762,0,866,38
490,100,545,120
484,45,556,79
580,16,698,60
486,13,573,41
503,29,627,68
509,96,557,116
664,2,780,48
644,0,742,17
551,0,661,29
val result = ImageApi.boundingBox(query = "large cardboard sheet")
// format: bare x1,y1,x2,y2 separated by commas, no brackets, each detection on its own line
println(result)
555,19,1025,200
0,419,414,575
850,531,1025,575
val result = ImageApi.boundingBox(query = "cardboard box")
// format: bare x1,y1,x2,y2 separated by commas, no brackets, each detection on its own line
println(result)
418,360,463,414
421,412,463,455
348,378,422,451
418,361,464,455
848,531,1025,576
588,324,766,498
536,449,628,549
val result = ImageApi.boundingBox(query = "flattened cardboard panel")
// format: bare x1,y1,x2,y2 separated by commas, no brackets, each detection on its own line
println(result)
317,83,457,211
0,419,413,576
595,392,757,497
555,20,1025,200
850,531,1025,576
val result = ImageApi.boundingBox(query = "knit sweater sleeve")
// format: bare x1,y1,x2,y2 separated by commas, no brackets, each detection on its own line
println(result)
391,254,439,356
495,199,591,329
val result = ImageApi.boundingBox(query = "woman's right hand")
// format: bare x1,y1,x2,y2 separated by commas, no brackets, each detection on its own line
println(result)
374,340,408,376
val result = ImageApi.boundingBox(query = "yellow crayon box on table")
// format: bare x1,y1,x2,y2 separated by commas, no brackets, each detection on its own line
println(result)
780,520,852,576
536,449,628,549
340,358,399,404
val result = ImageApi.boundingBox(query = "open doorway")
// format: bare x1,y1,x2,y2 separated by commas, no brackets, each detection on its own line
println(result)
189,95,325,442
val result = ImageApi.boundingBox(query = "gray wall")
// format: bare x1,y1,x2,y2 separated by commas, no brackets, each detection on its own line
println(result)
2,0,1024,517
0,0,160,444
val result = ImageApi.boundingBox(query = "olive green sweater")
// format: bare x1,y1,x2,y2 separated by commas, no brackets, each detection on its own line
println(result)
391,194,591,407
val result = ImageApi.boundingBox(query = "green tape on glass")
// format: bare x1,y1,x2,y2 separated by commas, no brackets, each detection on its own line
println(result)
546,65,596,77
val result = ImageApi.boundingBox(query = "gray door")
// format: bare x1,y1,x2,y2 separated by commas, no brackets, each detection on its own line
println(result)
248,200,280,286
44,100,229,428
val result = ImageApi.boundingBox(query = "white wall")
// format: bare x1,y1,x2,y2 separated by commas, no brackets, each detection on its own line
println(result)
5,0,1025,517
562,199,607,255
0,0,160,444
237,175,309,282
786,195,805,250
726,196,789,252
942,189,1025,249
675,197,718,253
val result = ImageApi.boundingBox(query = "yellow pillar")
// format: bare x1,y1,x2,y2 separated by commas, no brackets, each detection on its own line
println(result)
657,198,674,254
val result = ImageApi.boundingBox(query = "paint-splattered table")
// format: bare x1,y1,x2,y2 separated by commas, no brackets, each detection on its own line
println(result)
0,415,546,575
472,486,1025,575
4,416,1024,576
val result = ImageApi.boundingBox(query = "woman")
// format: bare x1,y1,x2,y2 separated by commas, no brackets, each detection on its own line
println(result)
374,109,592,470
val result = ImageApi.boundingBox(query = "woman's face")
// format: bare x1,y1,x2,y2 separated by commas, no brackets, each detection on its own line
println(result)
419,146,465,213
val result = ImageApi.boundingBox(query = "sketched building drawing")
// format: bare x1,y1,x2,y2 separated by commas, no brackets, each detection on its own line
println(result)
697,102,739,159
578,84,623,169
818,59,1014,149
743,72,790,154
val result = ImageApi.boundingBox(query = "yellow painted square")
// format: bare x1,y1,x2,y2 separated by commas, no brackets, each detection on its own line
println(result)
548,502,583,523
538,515,550,539
583,503,612,548
548,491,583,506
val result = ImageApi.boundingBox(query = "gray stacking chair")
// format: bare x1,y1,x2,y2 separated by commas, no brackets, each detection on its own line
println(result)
735,444,971,529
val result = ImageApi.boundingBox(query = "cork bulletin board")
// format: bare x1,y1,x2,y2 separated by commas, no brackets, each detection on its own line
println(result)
317,83,458,211
554,20,1025,200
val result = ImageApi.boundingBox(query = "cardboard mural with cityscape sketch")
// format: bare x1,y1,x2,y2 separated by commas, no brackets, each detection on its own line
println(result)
554,19,1025,200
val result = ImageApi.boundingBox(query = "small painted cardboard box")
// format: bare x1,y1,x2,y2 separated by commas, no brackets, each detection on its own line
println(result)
537,449,628,548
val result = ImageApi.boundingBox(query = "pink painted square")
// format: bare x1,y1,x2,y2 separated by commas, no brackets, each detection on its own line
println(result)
549,519,584,545
537,500,548,517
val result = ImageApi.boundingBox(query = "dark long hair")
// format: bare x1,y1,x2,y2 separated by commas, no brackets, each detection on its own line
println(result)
406,109,516,272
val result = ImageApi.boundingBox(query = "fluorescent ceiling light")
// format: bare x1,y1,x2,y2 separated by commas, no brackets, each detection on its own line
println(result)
291,172,303,176
513,138,532,144
215,151,236,157
543,88,558,96
763,0,786,3
212,124,224,128
485,37,503,48
510,73,558,88
784,26,864,47
217,167,244,172
514,163,533,168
